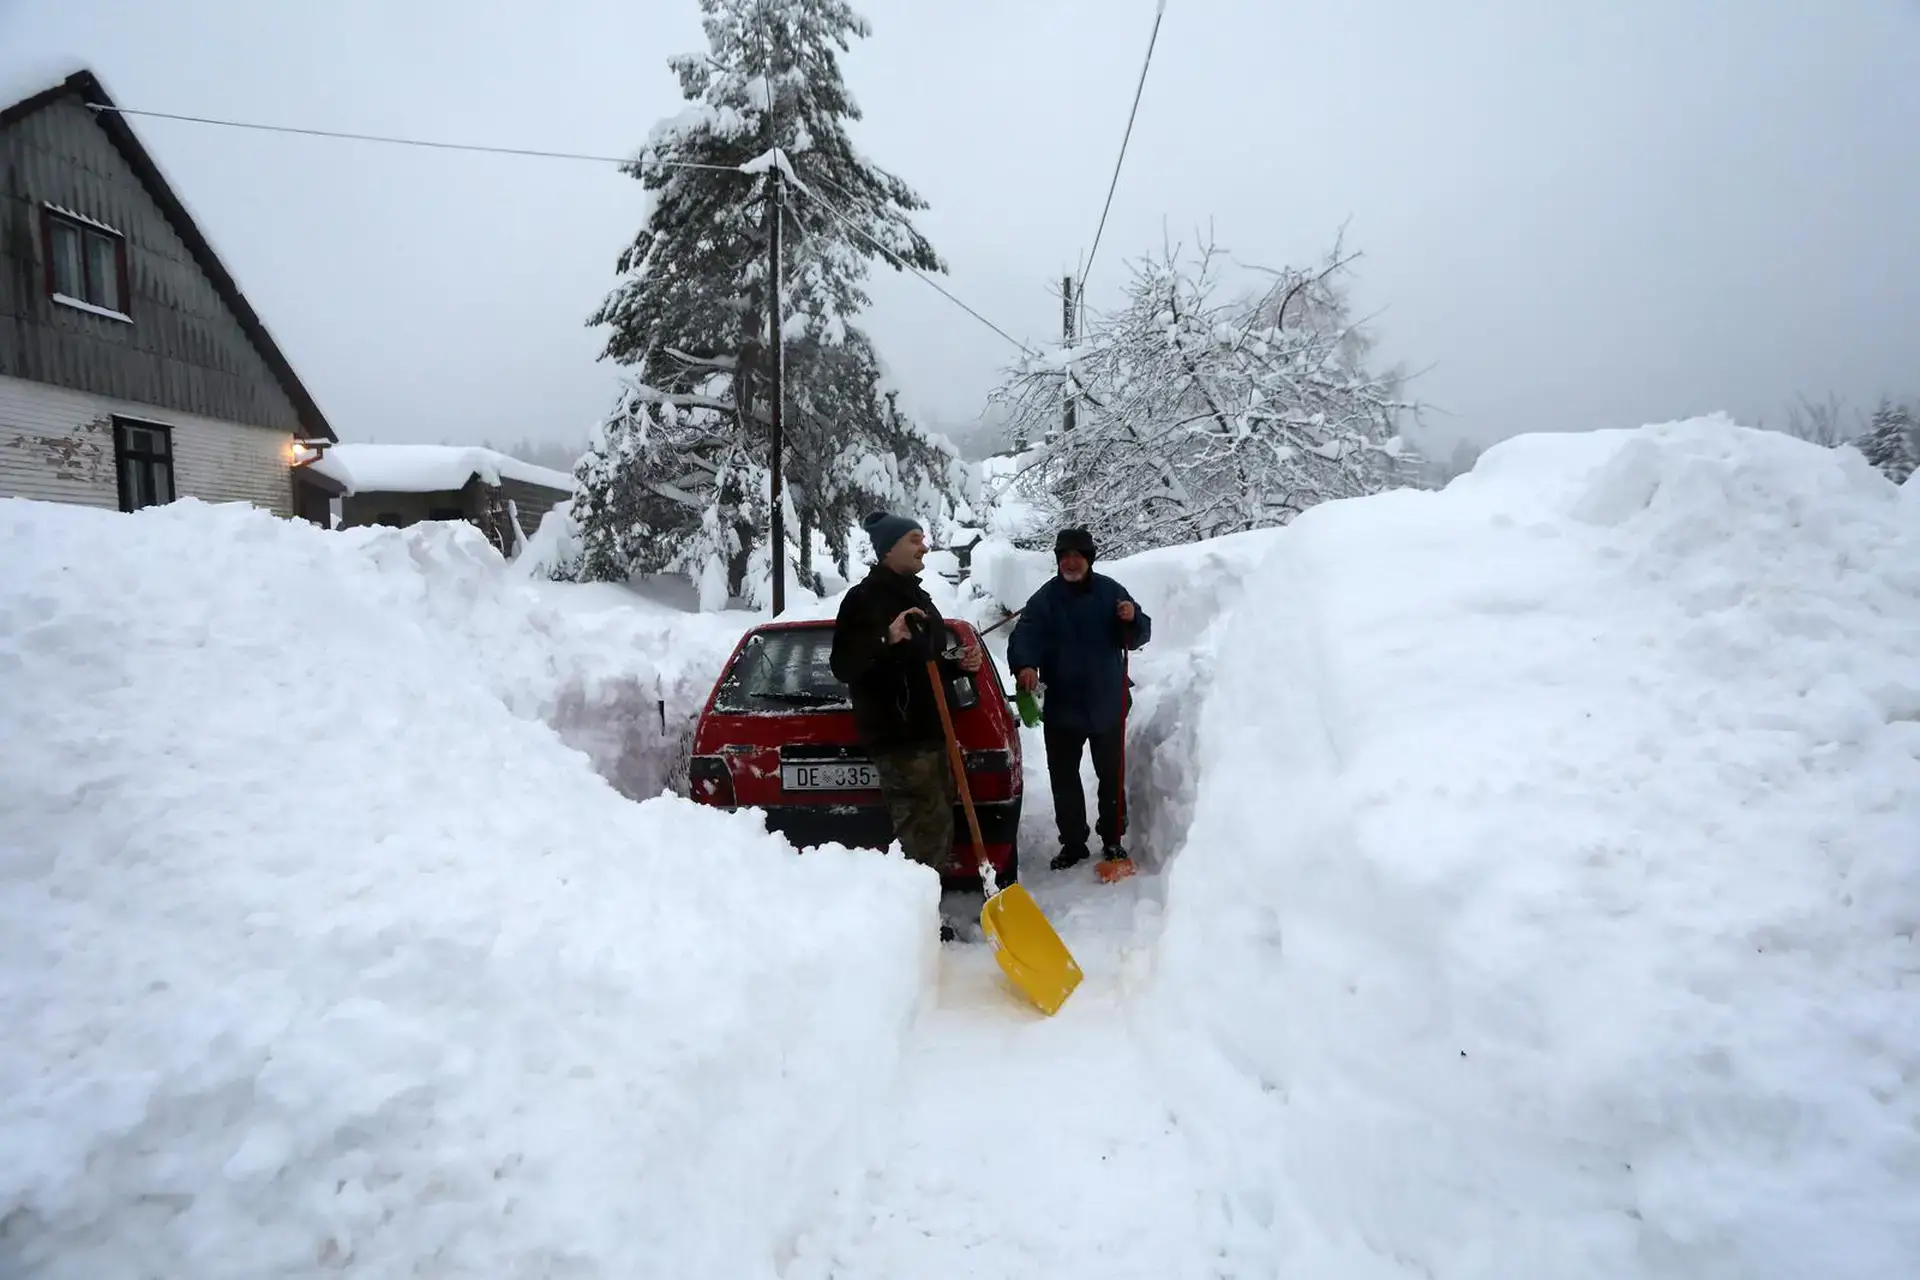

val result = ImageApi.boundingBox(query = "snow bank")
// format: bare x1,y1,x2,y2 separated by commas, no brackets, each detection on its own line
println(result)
517,495,584,580
1150,416,1920,1277
310,443,574,495
337,512,740,801
0,498,935,1278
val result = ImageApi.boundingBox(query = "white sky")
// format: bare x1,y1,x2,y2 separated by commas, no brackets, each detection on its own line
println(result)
4,0,1918,455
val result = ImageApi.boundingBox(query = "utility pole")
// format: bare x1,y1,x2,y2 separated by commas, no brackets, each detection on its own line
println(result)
768,161,787,617
1061,274,1077,434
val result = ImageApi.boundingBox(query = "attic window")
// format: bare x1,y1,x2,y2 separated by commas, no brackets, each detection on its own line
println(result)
42,205,130,320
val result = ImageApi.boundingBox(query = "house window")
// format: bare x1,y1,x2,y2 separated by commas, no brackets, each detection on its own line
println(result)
42,206,129,318
113,418,174,511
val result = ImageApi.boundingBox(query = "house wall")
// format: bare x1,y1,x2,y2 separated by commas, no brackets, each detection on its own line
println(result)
337,488,470,529
0,95,305,433
498,476,568,538
336,476,569,551
0,372,294,514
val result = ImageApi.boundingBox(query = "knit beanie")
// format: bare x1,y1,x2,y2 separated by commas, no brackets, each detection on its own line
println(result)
863,510,923,562
1053,526,1096,564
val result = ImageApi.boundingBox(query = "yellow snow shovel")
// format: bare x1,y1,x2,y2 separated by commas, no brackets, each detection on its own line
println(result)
923,650,1083,1016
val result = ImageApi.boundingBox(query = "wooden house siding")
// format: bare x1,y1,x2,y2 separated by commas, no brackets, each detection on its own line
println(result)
334,472,568,555
337,488,468,530
0,372,294,515
498,475,567,538
0,96,307,434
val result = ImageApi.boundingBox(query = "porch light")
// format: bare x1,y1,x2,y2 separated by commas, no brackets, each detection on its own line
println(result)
289,437,331,467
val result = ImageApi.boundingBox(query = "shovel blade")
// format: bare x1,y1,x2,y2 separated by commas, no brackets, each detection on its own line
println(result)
980,883,1082,1016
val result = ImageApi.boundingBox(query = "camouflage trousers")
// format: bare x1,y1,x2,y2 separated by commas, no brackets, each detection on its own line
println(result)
871,742,957,875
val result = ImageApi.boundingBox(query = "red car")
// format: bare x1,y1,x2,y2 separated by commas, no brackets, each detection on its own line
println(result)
686,617,1024,887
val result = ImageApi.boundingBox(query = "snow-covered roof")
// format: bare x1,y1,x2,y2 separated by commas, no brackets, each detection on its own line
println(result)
310,444,574,496
0,57,91,111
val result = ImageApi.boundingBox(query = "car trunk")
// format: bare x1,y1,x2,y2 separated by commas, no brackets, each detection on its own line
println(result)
689,622,1021,862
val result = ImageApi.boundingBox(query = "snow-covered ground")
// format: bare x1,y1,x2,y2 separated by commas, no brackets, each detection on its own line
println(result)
1143,417,1920,1278
798,416,1920,1279
784,754,1219,1279
0,500,932,1278
3,413,1915,1278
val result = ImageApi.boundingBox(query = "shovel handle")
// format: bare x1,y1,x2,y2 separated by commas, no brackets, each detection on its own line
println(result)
925,656,990,875
1117,648,1129,832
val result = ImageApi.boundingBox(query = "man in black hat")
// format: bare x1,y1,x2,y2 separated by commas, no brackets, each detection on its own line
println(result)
830,511,983,938
1006,527,1152,875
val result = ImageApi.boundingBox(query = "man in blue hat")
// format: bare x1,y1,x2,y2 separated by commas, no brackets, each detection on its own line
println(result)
1007,526,1151,876
831,511,983,939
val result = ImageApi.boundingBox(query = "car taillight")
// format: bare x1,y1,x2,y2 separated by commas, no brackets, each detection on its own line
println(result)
689,755,735,806
964,749,1015,802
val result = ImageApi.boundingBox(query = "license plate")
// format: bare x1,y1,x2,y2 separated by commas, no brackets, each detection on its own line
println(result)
781,761,879,791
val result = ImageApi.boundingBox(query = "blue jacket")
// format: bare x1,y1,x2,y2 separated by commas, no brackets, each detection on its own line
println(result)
1006,572,1151,734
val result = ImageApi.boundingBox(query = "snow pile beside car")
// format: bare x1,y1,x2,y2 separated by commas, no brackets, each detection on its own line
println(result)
350,512,745,800
0,498,934,1279
1150,415,1920,1278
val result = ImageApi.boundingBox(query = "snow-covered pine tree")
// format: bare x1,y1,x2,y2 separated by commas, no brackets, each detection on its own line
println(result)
570,0,953,601
759,351,974,604
1856,397,1918,485
988,233,1420,557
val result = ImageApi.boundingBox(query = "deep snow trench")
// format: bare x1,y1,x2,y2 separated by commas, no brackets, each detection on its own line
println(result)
4,416,1915,1279
786,757,1221,1280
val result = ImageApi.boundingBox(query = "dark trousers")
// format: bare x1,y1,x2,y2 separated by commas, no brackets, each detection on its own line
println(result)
1044,723,1125,849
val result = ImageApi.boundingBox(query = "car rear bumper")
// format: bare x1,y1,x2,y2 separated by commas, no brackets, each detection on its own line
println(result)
744,799,1021,878
762,798,1019,849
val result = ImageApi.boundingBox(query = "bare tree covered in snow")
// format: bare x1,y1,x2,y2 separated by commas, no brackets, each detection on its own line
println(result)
1428,437,1485,486
1770,392,1860,448
986,233,1426,556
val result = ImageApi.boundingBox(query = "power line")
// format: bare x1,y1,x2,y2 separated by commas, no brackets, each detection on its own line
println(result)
788,168,1036,355
82,99,1033,356
1078,0,1168,296
83,103,743,172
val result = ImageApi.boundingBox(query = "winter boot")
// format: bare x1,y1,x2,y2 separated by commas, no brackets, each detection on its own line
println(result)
1096,843,1136,883
1049,842,1091,872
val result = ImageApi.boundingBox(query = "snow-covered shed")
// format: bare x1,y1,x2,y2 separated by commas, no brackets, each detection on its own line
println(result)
308,443,573,554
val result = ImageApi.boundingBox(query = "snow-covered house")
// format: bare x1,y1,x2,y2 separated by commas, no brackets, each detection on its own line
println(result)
308,443,573,555
0,67,339,521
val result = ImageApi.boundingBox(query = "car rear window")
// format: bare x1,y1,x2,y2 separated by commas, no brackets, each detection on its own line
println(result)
713,627,851,712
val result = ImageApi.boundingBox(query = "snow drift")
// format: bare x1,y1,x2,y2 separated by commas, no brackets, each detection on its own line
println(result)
1150,416,1920,1277
0,499,935,1278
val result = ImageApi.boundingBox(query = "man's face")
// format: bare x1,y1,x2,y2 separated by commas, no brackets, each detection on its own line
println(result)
884,529,928,574
1057,550,1089,582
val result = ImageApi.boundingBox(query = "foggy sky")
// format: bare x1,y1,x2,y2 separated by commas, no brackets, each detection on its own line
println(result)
4,0,1917,457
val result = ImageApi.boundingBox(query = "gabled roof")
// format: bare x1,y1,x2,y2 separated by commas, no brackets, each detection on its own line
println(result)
0,68,338,441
